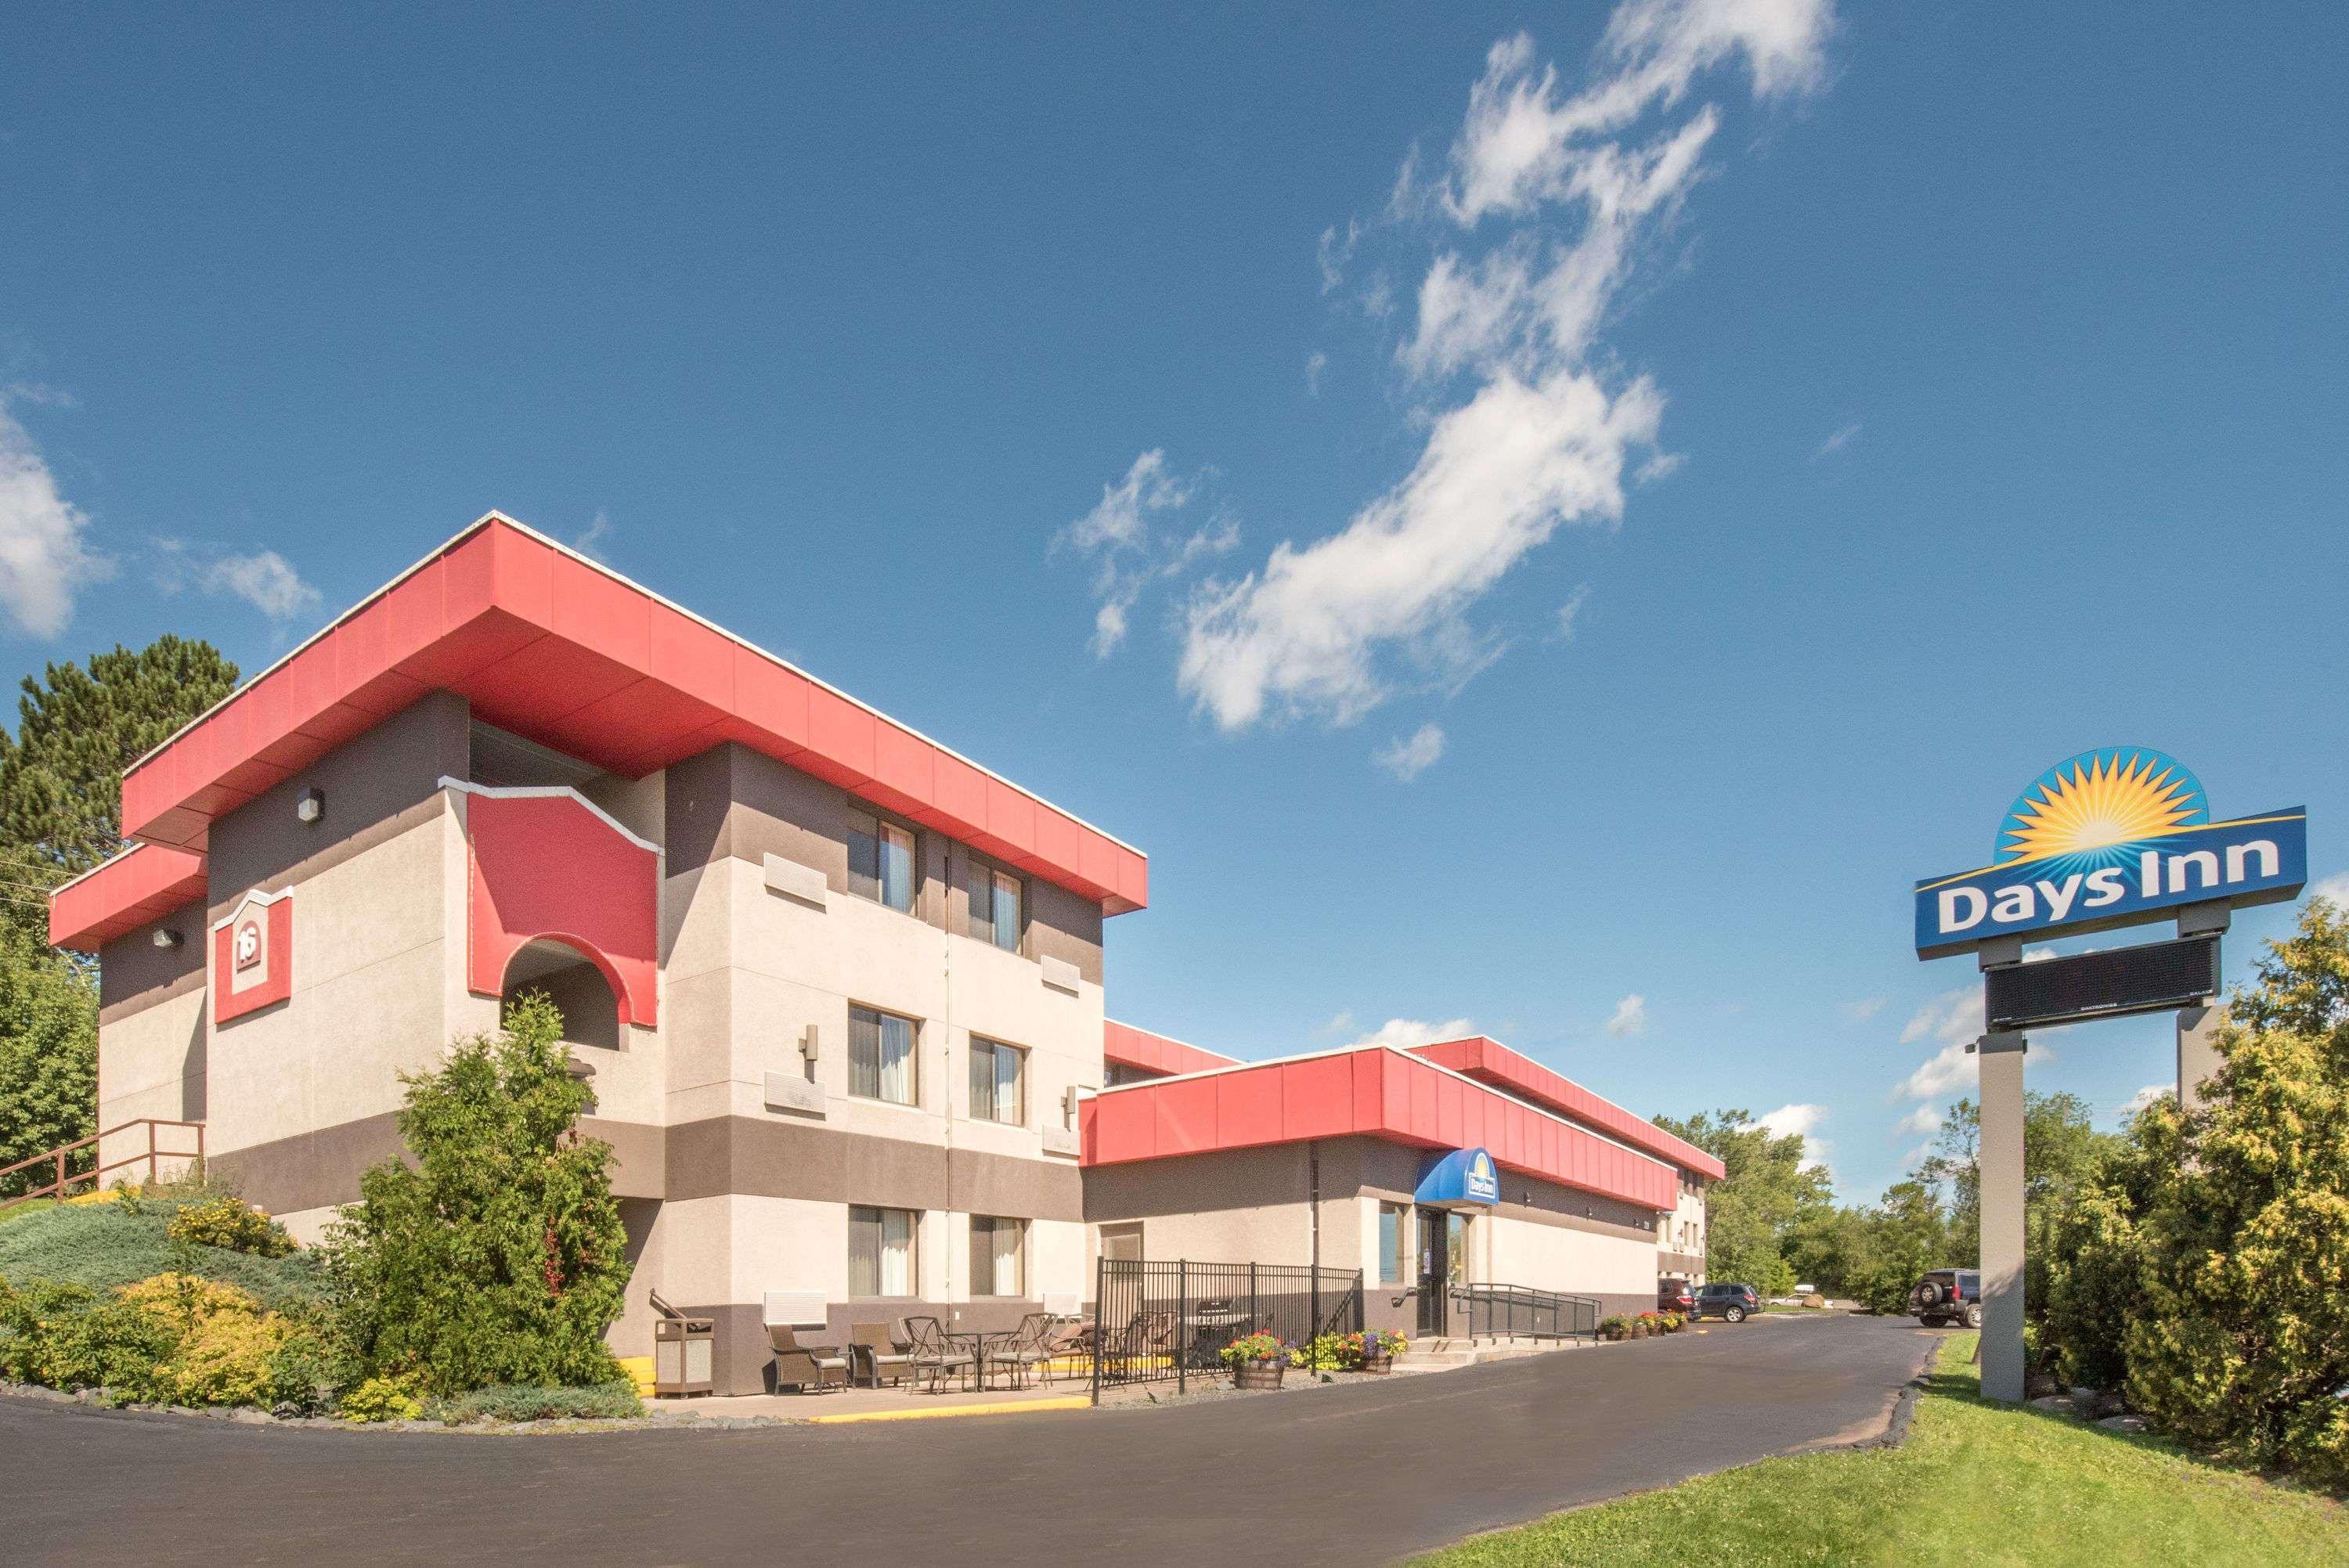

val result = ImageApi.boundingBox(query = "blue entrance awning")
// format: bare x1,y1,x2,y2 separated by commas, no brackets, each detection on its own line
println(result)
1415,1147,1499,1208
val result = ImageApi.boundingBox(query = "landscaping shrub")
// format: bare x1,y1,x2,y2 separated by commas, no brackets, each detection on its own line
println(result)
1292,1330,1405,1370
324,993,630,1394
340,1372,425,1424
424,1379,643,1425
2120,902,2349,1487
167,1195,295,1258
1597,1314,1630,1342
0,1186,324,1308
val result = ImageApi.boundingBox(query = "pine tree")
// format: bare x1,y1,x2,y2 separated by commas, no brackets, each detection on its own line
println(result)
0,920,99,1191
325,993,631,1391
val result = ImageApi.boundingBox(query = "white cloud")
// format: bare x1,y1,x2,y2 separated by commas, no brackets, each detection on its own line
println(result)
1604,993,1648,1036
1556,582,1592,640
1171,0,1831,733
1893,1041,1975,1104
1347,1016,1476,1050
152,541,320,622
1319,218,1361,293
1894,1105,1943,1138
1813,420,1860,458
1305,351,1330,396
1633,449,1684,485
1055,452,1234,658
1749,1101,1831,1174
1840,994,1887,1023
1898,987,1983,1048
2310,871,2349,907
2119,1083,2170,1119
1321,1010,1355,1036
2022,945,2059,963
0,398,111,636
1374,721,1447,781
573,510,615,560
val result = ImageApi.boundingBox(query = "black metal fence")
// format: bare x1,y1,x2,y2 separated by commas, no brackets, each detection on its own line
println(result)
1448,1282,1600,1343
1089,1258,1364,1401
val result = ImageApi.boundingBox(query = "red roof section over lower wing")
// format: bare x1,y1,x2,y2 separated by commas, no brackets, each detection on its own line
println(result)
49,844,209,951
1103,1020,1240,1078
1079,1047,1679,1212
114,515,1146,915
1407,1036,1724,1180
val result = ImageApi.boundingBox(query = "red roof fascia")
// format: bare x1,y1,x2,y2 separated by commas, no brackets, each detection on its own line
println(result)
114,516,1147,915
1103,1020,1240,1078
1079,1047,1679,1212
1407,1037,1724,1181
49,844,208,952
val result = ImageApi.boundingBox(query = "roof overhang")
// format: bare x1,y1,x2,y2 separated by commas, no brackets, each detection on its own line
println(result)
1408,1036,1724,1181
49,843,208,951
1103,1019,1241,1078
114,514,1146,914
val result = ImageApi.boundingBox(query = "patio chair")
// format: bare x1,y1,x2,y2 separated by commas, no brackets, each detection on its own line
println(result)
768,1324,850,1393
903,1314,975,1393
850,1320,914,1389
984,1313,1060,1389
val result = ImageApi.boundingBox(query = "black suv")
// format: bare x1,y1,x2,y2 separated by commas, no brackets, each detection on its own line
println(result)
1907,1268,1983,1329
1658,1280,1697,1316
1693,1282,1759,1322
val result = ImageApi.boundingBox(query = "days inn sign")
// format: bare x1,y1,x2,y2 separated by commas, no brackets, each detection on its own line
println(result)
1914,748,2306,959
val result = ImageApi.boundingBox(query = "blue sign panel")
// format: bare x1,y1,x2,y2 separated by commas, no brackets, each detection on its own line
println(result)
1915,748,2306,958
1415,1147,1500,1208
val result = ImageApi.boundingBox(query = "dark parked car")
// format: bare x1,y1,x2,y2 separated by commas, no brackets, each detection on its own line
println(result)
1657,1280,1697,1316
1693,1282,1759,1322
1908,1268,1983,1329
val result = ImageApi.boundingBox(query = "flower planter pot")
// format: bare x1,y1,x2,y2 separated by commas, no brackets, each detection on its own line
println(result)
1231,1361,1285,1391
1360,1354,1392,1375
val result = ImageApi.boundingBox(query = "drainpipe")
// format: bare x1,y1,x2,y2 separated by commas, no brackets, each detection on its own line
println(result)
1308,1141,1321,1335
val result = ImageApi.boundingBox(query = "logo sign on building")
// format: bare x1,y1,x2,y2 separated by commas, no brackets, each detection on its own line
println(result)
1415,1146,1501,1208
212,888,294,1024
1915,748,2305,959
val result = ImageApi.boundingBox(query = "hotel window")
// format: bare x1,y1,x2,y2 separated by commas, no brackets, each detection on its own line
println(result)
849,1005,918,1105
849,1205,917,1297
964,856,1022,951
1378,1202,1409,1285
968,1037,1024,1125
847,809,916,914
970,1215,1027,1297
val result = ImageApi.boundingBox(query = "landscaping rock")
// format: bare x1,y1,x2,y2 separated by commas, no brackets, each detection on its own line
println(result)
2096,1413,2149,1434
2025,1373,2062,1399
2026,1395,2076,1415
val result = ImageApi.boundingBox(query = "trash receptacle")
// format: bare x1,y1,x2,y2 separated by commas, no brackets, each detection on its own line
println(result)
654,1317,715,1397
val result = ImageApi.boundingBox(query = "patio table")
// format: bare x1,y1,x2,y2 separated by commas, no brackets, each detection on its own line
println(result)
945,1330,1012,1391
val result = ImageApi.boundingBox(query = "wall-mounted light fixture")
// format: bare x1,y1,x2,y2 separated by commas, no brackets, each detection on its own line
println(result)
799,1024,821,1063
295,787,324,824
151,928,183,950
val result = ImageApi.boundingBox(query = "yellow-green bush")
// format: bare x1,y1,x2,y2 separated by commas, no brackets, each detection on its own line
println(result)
165,1195,295,1259
340,1372,425,1423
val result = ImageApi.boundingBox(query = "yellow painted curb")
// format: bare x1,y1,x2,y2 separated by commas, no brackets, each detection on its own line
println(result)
806,1395,1090,1425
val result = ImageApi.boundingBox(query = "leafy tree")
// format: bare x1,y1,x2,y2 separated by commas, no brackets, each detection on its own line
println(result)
2041,1097,2168,1389
2124,900,2349,1485
324,993,630,1392
0,636,239,910
0,919,99,1192
1654,1108,1831,1289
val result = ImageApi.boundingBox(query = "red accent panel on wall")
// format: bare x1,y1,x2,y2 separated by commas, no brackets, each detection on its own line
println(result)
211,893,294,1024
463,791,660,1029
1102,1021,1240,1078
1408,1036,1725,1180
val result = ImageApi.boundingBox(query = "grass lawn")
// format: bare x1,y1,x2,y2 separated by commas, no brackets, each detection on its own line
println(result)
0,1199,59,1224
1415,1332,2348,1567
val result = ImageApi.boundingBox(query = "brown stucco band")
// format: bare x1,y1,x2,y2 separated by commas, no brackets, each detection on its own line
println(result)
212,1110,1078,1220
665,1116,1084,1221
97,952,207,1028
210,1110,406,1217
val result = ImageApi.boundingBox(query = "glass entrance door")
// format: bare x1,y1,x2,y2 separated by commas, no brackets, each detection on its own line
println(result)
1417,1210,1449,1334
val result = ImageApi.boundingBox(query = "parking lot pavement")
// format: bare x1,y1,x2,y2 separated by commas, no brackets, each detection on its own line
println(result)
4,1313,1936,1567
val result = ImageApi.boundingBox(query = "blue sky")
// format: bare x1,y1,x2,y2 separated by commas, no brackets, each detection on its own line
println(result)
4,2,2344,1201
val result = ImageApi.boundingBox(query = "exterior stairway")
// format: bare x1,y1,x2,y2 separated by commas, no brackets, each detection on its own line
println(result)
1392,1336,1579,1372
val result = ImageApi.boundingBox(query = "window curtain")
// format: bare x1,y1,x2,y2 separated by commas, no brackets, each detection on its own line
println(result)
991,872,1020,950
880,1207,913,1296
969,1041,998,1122
993,1042,1021,1123
879,824,915,912
990,1218,1023,1296
877,1012,914,1104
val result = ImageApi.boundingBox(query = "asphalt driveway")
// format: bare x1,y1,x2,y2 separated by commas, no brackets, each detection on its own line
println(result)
3,1314,1936,1566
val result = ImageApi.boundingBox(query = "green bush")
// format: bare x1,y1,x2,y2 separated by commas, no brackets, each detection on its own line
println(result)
0,1275,95,1384
1597,1314,1631,1342
424,1380,642,1425
323,993,630,1393
2120,902,2349,1487
340,1372,424,1424
166,1195,295,1259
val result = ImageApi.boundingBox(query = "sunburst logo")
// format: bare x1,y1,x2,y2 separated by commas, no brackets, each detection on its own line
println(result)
1996,748,2206,867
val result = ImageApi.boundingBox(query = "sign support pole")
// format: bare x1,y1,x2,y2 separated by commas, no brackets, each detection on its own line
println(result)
1973,1027,2030,1403
2175,902,2229,1112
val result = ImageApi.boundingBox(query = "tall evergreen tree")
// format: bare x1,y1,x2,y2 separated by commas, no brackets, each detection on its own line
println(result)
0,920,100,1191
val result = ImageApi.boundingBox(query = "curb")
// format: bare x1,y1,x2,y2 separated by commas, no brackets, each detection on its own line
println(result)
805,1395,1091,1425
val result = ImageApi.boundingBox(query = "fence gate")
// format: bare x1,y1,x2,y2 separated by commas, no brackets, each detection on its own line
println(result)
1088,1258,1363,1403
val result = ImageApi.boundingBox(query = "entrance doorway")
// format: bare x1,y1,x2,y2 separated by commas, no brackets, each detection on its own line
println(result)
1416,1210,1467,1335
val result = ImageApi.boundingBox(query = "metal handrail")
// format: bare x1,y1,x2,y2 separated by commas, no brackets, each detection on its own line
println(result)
0,1119,205,1212
1448,1281,1602,1343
